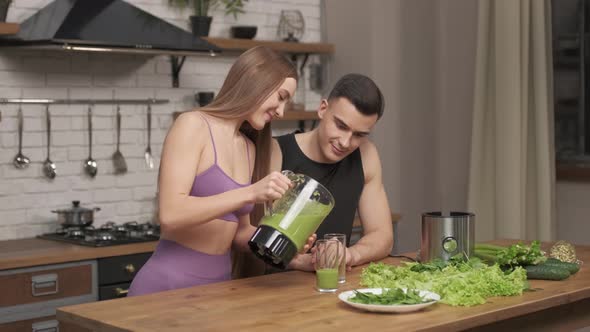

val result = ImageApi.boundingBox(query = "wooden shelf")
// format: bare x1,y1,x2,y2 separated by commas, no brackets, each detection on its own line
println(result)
279,111,318,121
173,110,318,121
0,23,19,36
204,37,334,55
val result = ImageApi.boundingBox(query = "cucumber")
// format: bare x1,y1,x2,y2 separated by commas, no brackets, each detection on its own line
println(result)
524,264,570,280
544,258,580,274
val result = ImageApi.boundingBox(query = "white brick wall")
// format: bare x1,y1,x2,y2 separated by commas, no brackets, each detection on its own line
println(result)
0,0,323,240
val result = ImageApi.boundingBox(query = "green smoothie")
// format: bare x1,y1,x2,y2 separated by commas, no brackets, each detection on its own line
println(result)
316,268,339,290
259,204,331,250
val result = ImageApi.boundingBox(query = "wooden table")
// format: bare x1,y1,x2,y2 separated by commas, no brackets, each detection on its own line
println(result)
57,241,590,332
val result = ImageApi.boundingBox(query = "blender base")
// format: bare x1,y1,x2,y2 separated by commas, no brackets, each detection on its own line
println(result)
248,225,298,270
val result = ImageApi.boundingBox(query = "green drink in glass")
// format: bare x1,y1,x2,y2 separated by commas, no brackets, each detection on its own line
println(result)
315,239,341,293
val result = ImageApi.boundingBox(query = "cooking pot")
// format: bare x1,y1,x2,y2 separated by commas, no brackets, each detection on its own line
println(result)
52,201,100,227
419,211,475,262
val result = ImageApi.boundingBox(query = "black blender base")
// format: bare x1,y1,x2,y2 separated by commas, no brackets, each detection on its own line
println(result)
248,225,298,270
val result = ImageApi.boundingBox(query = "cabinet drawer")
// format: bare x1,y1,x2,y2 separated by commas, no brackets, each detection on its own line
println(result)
98,252,151,285
99,281,131,301
0,315,90,332
0,264,92,307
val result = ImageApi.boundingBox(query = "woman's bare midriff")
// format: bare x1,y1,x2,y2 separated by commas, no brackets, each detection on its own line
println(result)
160,219,239,255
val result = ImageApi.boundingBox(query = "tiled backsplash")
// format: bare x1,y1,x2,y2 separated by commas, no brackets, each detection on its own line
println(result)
0,0,322,240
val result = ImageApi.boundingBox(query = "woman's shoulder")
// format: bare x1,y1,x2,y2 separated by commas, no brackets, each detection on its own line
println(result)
166,110,209,142
174,110,209,131
176,110,206,125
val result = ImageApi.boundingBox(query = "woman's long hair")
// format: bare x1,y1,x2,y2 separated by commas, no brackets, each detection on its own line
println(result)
199,46,298,278
200,46,297,209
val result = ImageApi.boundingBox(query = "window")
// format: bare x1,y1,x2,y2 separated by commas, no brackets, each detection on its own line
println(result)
553,0,590,162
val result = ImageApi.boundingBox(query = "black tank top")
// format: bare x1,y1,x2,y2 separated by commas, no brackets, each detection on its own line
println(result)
276,133,364,242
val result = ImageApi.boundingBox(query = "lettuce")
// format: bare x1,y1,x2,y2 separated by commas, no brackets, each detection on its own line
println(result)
360,260,527,306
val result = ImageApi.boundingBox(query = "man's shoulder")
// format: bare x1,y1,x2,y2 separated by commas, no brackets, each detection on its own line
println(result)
359,140,381,180
359,139,379,160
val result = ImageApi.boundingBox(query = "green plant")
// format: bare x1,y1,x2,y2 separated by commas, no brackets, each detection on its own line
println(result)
168,0,247,19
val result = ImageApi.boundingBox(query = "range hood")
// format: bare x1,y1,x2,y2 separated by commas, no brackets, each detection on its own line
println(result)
0,0,220,56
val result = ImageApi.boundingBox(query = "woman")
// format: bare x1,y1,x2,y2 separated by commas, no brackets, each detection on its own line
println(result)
129,46,301,296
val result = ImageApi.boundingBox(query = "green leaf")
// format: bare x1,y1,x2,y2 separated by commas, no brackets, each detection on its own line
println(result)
349,288,430,305
360,260,528,307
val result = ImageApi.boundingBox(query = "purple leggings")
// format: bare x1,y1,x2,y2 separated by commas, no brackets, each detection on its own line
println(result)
128,239,231,296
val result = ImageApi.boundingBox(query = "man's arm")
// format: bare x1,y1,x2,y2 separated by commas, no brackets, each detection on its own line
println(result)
348,141,394,267
270,138,283,172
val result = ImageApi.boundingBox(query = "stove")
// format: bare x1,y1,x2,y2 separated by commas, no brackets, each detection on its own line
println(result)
38,221,160,247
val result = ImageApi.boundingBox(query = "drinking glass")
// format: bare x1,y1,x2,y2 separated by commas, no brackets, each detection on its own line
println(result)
314,239,341,293
324,233,346,283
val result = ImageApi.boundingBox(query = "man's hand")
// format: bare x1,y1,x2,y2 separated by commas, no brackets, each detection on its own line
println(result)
286,234,317,271
345,247,360,271
300,234,317,253
309,240,354,270
287,253,314,271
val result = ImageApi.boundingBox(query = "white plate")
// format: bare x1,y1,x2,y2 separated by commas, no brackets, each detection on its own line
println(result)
338,288,440,313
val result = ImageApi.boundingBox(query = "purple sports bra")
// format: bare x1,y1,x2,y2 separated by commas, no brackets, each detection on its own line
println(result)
189,115,254,222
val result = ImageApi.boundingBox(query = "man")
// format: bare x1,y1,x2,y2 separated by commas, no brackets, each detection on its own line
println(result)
270,73,393,271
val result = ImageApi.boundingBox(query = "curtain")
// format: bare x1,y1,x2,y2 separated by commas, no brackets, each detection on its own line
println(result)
468,0,556,241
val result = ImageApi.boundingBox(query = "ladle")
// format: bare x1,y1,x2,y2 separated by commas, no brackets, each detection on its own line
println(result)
13,105,30,169
42,105,57,179
84,105,98,177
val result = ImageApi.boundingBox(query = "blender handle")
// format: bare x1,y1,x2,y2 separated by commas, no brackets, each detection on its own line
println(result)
281,170,295,178
265,201,273,217
264,170,296,216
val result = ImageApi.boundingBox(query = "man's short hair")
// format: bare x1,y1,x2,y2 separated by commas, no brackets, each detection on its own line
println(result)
328,74,384,119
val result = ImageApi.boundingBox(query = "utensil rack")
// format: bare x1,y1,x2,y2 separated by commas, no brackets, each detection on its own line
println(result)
0,98,169,105
0,99,169,122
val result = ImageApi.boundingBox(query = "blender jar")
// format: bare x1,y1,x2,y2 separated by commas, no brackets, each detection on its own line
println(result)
248,171,335,269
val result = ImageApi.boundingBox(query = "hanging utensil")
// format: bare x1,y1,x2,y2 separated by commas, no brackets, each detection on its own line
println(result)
13,105,30,169
84,105,98,177
112,105,128,174
42,104,57,179
144,104,154,169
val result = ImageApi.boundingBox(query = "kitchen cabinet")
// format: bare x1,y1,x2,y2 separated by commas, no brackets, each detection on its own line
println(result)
0,315,88,332
97,253,152,300
0,260,97,326
0,238,156,327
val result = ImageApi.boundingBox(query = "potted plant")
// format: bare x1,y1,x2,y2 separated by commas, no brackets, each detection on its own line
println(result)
169,0,247,37
0,0,12,22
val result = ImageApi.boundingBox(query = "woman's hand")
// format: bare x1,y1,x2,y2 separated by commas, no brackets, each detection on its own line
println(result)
247,171,292,203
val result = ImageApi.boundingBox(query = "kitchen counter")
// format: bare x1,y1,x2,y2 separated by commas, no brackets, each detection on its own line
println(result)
0,238,157,270
57,241,590,332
